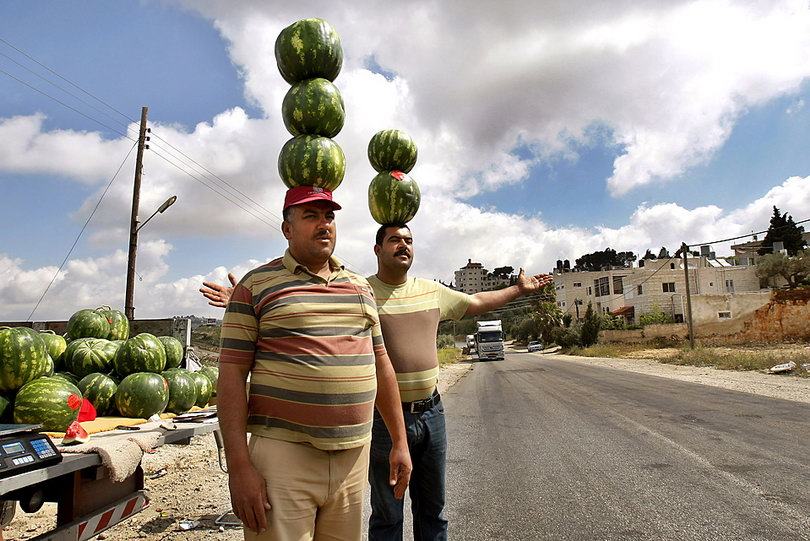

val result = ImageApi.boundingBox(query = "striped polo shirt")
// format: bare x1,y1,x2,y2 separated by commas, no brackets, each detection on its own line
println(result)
367,276,470,402
219,250,385,451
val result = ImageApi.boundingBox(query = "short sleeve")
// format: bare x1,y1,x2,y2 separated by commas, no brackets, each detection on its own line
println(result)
437,282,471,321
218,274,258,367
358,278,387,355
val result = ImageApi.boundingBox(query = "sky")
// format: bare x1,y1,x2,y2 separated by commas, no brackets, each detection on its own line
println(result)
1,0,810,320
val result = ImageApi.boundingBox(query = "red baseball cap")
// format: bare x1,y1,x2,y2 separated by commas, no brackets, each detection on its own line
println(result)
283,186,342,211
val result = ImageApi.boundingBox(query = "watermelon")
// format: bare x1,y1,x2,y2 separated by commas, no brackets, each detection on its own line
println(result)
162,369,197,414
43,354,55,377
158,336,184,370
199,366,219,396
96,306,129,341
53,372,80,387
14,377,83,431
78,373,118,416
368,170,421,224
113,333,167,377
191,371,213,407
368,129,418,174
278,135,345,191
62,420,90,445
65,338,118,379
115,372,169,418
275,18,343,85
282,78,345,138
66,309,111,340
0,395,9,418
39,330,67,370
0,326,51,393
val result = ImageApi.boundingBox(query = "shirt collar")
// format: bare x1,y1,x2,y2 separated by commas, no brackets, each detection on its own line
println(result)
283,249,344,275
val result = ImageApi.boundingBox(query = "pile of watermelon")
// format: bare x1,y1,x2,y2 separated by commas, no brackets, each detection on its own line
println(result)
367,129,421,224
276,18,346,191
0,307,217,432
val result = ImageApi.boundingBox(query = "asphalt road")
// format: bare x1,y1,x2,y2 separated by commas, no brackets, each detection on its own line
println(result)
441,352,810,541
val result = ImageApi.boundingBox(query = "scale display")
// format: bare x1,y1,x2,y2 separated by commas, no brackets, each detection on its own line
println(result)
0,424,62,478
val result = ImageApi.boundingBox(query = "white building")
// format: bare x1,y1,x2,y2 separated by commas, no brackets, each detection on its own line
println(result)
453,259,510,294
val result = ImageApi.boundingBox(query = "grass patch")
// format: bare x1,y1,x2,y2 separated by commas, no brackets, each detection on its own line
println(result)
438,347,463,366
665,348,810,374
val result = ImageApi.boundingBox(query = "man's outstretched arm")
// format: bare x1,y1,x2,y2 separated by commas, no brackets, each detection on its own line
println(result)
465,269,554,316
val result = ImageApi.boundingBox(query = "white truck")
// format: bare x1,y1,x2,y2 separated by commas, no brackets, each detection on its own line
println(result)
475,320,505,360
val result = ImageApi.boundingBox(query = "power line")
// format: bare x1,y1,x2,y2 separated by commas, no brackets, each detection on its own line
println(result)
28,142,138,320
686,218,810,249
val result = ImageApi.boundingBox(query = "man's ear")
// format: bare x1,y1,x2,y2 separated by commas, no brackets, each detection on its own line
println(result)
373,244,381,256
281,220,292,240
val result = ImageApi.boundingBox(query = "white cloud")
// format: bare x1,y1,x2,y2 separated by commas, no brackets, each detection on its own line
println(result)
3,175,808,321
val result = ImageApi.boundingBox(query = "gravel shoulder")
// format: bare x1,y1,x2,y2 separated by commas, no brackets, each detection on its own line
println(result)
539,352,810,404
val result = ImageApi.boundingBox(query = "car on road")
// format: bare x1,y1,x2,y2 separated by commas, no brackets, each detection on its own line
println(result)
527,340,543,353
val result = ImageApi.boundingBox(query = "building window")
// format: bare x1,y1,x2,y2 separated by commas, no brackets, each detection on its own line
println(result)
594,277,610,297
725,279,735,293
612,276,624,295
674,314,684,323
573,282,582,288
718,311,732,319
562,301,566,307
662,282,676,293
670,263,675,269
587,286,592,296
637,285,643,295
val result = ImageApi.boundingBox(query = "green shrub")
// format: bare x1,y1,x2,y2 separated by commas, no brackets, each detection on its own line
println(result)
580,302,601,346
639,304,674,326
436,334,456,349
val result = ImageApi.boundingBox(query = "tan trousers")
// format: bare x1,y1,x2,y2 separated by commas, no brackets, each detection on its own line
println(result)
243,436,370,541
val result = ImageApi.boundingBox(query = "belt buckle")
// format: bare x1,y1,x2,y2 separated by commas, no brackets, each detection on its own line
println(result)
409,397,428,414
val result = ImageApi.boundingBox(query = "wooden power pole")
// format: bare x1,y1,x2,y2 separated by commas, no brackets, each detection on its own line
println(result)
681,242,695,349
125,107,149,321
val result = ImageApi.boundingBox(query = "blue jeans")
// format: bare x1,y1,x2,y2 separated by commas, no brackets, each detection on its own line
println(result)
368,398,448,541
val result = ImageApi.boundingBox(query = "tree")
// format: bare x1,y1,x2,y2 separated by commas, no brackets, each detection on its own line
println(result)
658,247,671,259
639,304,674,326
758,206,807,256
755,251,810,289
574,248,637,271
580,302,601,346
642,249,657,260
492,266,514,278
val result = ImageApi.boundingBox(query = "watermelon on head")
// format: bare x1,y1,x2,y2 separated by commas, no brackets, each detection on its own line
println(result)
0,326,51,393
78,373,118,416
190,371,213,407
113,333,167,377
368,129,418,174
368,170,421,225
162,369,197,414
200,366,219,396
95,306,129,341
115,372,169,418
275,18,343,84
39,330,68,370
282,78,345,138
278,135,345,191
66,309,111,340
65,338,118,379
158,336,184,370
14,376,83,432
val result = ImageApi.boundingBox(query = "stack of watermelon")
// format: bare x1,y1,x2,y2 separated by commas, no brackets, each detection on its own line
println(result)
2,305,218,431
367,129,421,224
276,18,346,192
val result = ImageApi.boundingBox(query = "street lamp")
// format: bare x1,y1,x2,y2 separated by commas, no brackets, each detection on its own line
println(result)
125,195,177,320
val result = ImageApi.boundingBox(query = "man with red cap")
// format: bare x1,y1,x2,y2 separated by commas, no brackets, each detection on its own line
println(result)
216,186,411,541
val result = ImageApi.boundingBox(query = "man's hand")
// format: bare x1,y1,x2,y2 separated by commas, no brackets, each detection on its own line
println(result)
389,441,412,499
200,272,236,308
228,463,271,533
516,268,554,296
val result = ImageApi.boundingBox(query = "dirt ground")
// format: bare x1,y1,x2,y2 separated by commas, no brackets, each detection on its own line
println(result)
3,361,476,541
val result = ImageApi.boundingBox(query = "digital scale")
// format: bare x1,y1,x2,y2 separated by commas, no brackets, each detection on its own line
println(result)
0,424,62,479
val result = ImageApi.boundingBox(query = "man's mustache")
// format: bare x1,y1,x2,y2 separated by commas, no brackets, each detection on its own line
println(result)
315,230,333,240
395,249,410,257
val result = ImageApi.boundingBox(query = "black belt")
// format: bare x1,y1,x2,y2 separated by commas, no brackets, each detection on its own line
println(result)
403,390,441,414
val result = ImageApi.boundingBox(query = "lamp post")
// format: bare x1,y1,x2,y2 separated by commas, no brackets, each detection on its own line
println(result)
124,195,177,320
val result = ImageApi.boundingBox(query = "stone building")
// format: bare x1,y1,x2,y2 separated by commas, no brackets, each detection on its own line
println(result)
453,259,510,294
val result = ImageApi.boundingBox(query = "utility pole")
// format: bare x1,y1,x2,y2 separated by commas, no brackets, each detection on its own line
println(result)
681,242,695,349
125,107,149,321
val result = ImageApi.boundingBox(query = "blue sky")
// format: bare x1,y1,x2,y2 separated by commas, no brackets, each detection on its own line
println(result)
1,1,809,319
